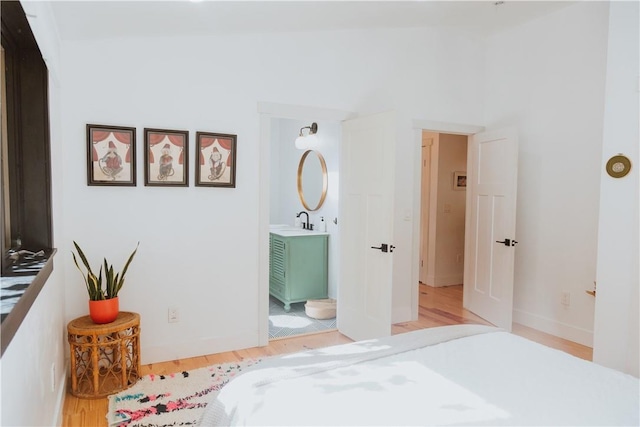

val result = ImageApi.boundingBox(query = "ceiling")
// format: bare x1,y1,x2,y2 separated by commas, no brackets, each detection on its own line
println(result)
46,1,576,41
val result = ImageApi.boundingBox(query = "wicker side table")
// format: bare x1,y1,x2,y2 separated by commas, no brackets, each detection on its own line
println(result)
67,311,140,398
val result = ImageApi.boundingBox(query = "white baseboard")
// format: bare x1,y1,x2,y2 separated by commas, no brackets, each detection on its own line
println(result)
513,308,594,347
142,331,260,365
53,364,68,427
425,274,463,287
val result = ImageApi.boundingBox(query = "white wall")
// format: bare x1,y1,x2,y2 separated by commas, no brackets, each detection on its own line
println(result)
593,1,639,377
430,133,467,287
58,26,484,363
483,1,610,346
1,2,68,425
269,119,282,223
0,267,66,426
269,118,341,298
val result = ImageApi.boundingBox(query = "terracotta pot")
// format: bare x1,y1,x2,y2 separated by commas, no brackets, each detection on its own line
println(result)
89,297,119,324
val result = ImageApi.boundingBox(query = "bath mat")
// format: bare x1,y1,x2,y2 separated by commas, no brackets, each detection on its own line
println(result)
107,359,260,426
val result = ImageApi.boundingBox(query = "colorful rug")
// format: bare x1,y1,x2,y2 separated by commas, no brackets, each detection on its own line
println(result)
107,359,260,426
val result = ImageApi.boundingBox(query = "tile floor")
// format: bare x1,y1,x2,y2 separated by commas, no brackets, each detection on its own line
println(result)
269,296,336,339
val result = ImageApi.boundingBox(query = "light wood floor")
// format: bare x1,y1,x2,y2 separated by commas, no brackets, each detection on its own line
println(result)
61,284,592,426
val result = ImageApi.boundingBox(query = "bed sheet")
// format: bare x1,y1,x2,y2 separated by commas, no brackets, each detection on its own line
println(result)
200,324,639,426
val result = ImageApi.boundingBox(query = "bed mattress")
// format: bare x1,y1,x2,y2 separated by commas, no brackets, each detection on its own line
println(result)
200,324,639,426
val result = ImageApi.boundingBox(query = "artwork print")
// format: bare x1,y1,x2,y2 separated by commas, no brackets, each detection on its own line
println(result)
195,132,237,188
87,124,136,186
454,171,467,190
144,128,189,187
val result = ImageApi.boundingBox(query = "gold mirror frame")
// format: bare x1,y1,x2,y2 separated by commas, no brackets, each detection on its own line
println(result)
297,150,328,211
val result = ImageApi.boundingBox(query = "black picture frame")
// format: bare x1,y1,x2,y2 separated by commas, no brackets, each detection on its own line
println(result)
86,124,137,186
195,131,237,188
144,128,189,187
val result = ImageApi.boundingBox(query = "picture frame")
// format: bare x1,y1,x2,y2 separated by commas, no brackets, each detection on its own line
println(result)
86,124,136,186
195,131,237,188
144,128,189,187
453,171,467,190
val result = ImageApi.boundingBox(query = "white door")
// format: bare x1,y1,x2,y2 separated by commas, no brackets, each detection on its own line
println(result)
463,127,518,331
338,111,396,341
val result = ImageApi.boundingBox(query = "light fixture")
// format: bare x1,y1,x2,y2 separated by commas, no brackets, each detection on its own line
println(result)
295,122,318,150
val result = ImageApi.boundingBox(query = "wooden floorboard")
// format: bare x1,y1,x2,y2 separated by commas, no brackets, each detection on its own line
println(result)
61,283,592,427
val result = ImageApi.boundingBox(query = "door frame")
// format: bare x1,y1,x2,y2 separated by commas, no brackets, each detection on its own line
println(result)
410,120,485,321
257,102,355,345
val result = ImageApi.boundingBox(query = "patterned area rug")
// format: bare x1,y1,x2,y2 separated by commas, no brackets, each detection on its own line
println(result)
269,296,336,339
107,359,260,426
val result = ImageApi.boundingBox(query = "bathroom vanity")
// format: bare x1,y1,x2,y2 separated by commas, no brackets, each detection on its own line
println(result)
269,228,328,312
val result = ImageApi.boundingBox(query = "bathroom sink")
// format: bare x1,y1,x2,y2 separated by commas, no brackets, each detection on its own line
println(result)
269,225,328,236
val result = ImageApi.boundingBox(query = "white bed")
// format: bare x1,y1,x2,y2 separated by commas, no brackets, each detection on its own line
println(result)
200,324,639,426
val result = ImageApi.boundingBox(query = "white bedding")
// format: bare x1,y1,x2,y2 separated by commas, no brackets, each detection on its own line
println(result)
200,324,639,426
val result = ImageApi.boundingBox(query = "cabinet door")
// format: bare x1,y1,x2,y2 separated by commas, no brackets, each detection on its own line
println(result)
288,236,328,301
269,236,287,298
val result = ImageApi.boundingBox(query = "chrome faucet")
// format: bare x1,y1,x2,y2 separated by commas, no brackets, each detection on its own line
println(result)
297,211,312,230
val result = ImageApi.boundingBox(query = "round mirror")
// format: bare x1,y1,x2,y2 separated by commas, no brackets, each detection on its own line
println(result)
297,150,328,211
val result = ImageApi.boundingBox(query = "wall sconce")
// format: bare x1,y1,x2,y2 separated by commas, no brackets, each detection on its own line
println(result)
295,122,319,150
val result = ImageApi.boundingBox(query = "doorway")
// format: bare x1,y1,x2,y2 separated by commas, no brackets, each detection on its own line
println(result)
412,123,519,332
419,131,468,289
266,116,341,340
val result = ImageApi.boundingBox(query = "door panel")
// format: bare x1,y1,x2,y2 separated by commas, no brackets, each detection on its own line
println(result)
338,111,395,341
464,128,518,331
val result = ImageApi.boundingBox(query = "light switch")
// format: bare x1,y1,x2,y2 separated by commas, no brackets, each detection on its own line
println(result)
444,204,451,213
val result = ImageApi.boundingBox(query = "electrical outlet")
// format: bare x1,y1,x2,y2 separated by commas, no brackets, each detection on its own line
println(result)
561,291,571,307
168,307,179,323
456,254,462,264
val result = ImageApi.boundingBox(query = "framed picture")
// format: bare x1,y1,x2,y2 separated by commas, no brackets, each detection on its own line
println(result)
144,128,189,187
453,171,467,190
86,124,136,186
195,132,237,188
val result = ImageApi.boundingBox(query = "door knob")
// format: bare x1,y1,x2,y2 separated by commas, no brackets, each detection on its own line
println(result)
371,244,389,253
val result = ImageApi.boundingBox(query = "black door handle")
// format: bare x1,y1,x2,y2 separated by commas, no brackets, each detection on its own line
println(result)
371,244,389,252
496,239,518,247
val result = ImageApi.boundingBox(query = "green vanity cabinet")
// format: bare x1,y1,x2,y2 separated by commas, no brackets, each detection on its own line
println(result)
269,232,328,312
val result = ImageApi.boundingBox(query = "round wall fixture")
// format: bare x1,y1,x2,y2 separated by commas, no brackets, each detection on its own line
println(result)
605,154,632,178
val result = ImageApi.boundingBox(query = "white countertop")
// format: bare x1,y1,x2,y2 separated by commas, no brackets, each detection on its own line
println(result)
269,225,329,237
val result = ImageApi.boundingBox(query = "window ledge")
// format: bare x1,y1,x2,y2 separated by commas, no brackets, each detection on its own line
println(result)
1,248,56,356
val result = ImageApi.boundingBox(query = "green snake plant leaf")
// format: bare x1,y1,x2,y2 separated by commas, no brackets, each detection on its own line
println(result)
106,262,116,298
72,252,89,290
72,241,138,300
115,242,138,296
73,241,95,277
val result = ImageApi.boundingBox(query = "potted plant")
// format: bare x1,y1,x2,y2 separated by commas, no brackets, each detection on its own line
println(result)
72,241,139,324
